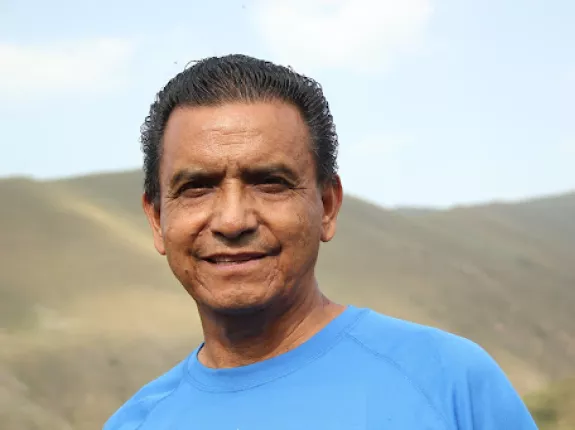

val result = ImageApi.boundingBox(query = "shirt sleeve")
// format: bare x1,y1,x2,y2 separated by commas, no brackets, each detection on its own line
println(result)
449,339,539,430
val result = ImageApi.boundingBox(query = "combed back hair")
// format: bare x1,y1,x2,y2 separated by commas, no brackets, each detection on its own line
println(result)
141,54,339,206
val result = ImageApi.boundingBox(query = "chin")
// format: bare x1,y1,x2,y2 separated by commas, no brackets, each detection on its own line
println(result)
195,285,280,316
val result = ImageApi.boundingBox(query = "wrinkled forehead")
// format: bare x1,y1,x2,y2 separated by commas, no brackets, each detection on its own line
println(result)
159,102,316,178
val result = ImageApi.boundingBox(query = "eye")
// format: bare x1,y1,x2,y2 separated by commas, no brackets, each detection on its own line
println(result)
178,181,215,198
257,176,292,193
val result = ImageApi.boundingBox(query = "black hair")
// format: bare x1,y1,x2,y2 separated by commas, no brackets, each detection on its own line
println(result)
141,54,338,205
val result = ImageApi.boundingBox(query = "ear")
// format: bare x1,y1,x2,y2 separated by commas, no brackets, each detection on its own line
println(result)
142,193,166,255
320,175,343,243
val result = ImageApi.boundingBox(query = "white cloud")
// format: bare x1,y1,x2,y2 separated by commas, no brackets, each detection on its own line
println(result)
252,0,433,75
0,38,135,99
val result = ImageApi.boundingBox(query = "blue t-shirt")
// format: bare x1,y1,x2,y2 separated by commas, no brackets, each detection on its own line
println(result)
104,306,538,429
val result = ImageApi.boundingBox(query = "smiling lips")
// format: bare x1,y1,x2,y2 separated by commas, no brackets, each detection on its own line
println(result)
203,252,268,264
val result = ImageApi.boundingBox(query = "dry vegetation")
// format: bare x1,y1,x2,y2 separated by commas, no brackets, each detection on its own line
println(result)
1,171,574,429
525,378,575,430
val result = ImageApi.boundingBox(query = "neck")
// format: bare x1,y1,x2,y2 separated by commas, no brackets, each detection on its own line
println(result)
196,282,345,369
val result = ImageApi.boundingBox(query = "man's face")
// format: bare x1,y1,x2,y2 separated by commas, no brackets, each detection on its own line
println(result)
143,101,342,314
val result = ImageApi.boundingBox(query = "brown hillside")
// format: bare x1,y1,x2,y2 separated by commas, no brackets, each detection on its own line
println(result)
0,171,573,430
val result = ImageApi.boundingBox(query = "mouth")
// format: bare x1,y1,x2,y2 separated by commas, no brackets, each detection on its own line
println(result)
202,252,269,265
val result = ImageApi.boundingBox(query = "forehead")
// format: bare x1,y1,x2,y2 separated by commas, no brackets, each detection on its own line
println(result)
161,101,314,173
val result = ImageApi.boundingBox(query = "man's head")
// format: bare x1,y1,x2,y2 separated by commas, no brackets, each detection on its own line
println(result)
141,54,343,315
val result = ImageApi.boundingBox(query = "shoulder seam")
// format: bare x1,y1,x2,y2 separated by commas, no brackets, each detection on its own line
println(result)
133,367,186,430
345,331,451,429
426,329,455,428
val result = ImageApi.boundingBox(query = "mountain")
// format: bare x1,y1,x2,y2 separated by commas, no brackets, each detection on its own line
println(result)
1,170,574,430
525,378,575,430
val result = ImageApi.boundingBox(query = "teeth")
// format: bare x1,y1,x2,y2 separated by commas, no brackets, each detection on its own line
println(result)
210,255,262,263
214,257,248,263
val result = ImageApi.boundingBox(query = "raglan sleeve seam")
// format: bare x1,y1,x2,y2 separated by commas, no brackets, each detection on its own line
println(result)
345,332,452,430
105,367,185,430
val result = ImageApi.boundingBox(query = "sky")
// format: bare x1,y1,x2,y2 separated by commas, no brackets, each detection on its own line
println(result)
1,0,573,208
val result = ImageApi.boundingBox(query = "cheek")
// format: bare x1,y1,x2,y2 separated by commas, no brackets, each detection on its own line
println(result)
161,204,204,250
272,200,323,251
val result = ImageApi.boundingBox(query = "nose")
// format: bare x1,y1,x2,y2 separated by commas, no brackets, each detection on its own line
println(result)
210,182,257,241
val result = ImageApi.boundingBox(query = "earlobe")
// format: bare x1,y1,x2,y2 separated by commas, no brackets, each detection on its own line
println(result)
320,224,336,243
320,175,343,243
142,193,166,256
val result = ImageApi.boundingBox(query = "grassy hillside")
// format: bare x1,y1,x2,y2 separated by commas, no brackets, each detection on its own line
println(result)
525,378,575,429
0,170,574,429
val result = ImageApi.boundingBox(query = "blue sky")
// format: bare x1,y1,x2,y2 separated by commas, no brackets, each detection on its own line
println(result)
1,0,573,208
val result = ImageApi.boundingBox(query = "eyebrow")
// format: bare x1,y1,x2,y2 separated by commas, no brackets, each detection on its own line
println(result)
242,163,299,182
168,163,299,191
168,168,210,192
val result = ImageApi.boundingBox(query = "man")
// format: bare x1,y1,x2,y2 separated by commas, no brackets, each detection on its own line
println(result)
104,54,537,429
